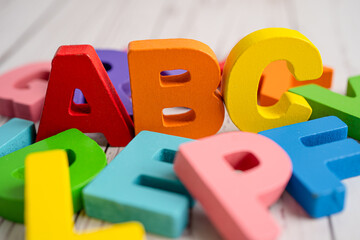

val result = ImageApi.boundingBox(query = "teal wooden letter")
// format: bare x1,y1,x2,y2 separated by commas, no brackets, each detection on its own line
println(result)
83,131,194,238
0,118,35,157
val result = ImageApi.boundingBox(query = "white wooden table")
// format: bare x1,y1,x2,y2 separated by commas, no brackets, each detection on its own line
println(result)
0,0,359,239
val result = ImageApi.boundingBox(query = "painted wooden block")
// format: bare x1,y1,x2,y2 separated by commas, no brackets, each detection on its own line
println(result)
259,60,333,106
128,39,224,139
0,118,35,157
221,28,322,132
260,116,360,218
0,129,106,223
290,75,360,140
73,49,134,116
174,132,292,240
25,150,144,240
83,131,194,238
36,45,134,146
0,62,50,121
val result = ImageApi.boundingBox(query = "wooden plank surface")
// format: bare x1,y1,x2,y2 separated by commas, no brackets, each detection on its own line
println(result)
0,0,359,239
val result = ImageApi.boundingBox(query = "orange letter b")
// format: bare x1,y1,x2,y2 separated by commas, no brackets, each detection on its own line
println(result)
128,39,224,139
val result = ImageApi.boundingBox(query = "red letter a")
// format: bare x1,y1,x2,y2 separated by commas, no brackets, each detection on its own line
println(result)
36,45,134,146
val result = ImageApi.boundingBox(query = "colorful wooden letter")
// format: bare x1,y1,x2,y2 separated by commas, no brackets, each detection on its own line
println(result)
25,150,144,240
0,62,50,121
259,60,333,106
0,118,35,157
36,45,134,146
260,116,360,217
73,49,133,116
0,129,106,223
174,132,292,240
290,75,360,140
83,131,194,238
222,28,322,132
128,39,224,139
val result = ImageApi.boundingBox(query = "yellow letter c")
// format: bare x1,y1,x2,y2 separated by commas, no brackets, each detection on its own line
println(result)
222,28,323,132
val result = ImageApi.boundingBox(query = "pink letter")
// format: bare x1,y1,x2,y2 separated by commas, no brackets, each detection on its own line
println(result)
0,62,50,121
174,132,292,240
